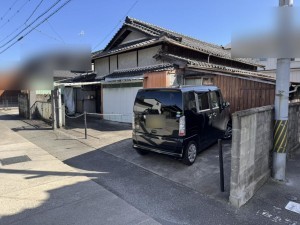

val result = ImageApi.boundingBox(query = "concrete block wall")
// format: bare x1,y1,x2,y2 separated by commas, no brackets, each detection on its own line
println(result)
18,94,29,118
230,103,300,207
287,103,300,156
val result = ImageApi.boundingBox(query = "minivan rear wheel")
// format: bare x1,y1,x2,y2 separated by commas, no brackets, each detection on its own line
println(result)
223,121,232,140
182,141,198,165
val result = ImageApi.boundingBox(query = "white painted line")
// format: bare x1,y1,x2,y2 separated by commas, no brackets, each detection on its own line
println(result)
285,201,300,214
256,209,298,225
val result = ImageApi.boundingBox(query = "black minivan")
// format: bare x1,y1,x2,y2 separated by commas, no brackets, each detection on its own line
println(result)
132,86,231,165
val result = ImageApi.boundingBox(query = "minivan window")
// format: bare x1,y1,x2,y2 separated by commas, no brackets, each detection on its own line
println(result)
209,91,219,109
197,92,210,111
134,90,182,137
134,90,182,114
184,91,197,112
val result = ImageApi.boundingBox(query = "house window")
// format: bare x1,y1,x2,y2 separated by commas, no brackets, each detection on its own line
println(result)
185,78,202,85
202,77,213,85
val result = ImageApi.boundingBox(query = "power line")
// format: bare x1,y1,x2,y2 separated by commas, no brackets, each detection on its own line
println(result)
92,0,139,51
0,0,45,44
34,27,62,42
0,0,63,49
46,19,65,43
0,0,32,31
0,0,20,21
0,0,72,54
25,0,44,24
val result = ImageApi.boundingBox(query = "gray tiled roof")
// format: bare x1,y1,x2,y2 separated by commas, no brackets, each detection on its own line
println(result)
53,70,79,78
124,17,261,67
158,53,276,82
93,17,262,67
104,63,175,79
94,38,158,59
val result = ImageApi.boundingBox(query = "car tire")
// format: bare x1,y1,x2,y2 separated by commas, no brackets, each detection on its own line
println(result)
223,121,232,140
182,141,198,166
135,148,148,155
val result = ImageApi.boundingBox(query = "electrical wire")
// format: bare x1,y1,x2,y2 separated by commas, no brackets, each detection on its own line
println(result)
25,0,44,24
0,0,45,44
46,19,65,43
92,0,139,51
34,27,62,42
0,0,63,49
0,0,72,54
0,0,32,31
0,0,20,22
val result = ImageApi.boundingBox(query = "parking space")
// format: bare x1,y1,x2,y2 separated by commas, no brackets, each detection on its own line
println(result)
102,137,232,202
63,115,232,201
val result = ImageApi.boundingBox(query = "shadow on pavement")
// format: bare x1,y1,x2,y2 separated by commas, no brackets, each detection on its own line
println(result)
60,139,253,225
0,178,153,225
64,138,232,203
0,168,106,179
0,113,20,120
11,127,52,132
65,115,131,132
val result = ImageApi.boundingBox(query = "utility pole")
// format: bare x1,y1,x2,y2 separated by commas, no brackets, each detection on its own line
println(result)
272,0,293,181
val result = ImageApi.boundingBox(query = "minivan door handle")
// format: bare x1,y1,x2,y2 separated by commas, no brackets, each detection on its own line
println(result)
208,112,217,118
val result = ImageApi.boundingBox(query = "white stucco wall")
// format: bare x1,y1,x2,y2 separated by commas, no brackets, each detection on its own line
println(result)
110,55,118,72
94,57,109,77
118,51,137,69
93,45,163,76
121,31,147,44
138,45,162,67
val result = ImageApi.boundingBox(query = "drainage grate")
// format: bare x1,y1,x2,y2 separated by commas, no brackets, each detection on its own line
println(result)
0,155,31,166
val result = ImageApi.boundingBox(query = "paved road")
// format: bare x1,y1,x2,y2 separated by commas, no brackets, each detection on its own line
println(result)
1,111,299,225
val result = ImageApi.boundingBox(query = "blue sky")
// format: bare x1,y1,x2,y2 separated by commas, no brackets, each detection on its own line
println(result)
0,0,296,69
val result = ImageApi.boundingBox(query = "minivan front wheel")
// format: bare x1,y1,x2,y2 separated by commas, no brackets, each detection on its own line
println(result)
182,141,198,165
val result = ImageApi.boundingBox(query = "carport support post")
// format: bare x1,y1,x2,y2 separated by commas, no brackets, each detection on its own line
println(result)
57,87,62,128
272,0,293,181
51,89,57,130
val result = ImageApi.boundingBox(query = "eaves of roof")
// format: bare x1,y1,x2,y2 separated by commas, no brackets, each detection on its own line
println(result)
92,38,160,60
161,37,262,68
158,53,276,82
104,63,175,79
